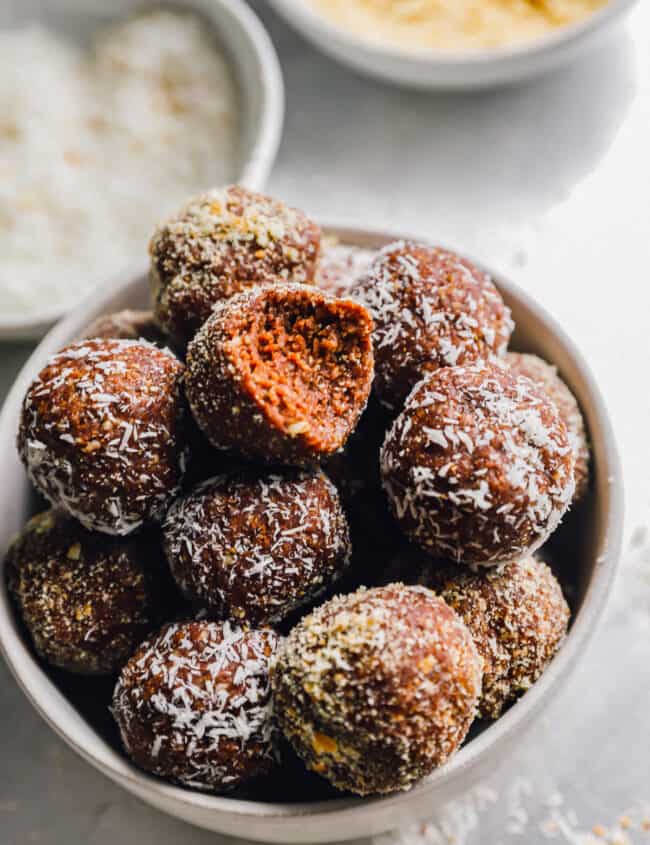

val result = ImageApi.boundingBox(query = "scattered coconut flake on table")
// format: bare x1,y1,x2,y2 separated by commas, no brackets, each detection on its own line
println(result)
375,777,650,845
0,8,238,318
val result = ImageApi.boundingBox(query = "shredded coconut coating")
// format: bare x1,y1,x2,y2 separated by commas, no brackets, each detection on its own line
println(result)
380,361,575,566
314,238,377,297
163,469,351,626
350,241,513,410
17,338,189,535
112,620,280,792
385,551,570,719
272,584,482,796
150,185,321,349
185,283,374,466
82,309,166,347
506,352,590,504
5,509,168,675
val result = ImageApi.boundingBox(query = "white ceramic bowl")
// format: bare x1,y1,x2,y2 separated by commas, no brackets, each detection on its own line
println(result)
0,225,623,843
267,0,638,89
0,0,284,341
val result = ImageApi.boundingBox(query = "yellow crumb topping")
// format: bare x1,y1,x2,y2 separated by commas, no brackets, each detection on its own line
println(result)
307,0,608,51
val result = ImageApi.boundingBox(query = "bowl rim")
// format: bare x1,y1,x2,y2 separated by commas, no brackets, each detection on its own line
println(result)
266,0,638,66
0,0,285,341
0,222,624,832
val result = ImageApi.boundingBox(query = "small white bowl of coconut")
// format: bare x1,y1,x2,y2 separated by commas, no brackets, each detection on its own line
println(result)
0,0,284,339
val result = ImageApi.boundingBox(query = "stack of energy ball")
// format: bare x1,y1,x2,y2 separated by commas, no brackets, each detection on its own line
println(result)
5,186,589,798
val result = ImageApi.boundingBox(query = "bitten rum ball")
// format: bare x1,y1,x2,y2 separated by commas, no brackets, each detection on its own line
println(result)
150,185,321,349
387,552,570,719
185,283,374,466
6,509,168,675
163,469,351,626
506,352,590,504
112,621,280,792
350,241,513,410
272,584,482,796
380,361,575,565
18,339,188,535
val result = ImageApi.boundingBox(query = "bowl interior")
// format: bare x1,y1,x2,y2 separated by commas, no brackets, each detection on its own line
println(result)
0,227,622,838
0,0,283,339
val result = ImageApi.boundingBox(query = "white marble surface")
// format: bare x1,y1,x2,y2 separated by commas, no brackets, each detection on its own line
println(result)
1,2,649,843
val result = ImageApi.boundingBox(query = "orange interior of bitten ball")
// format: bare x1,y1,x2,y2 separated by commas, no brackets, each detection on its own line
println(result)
233,291,372,453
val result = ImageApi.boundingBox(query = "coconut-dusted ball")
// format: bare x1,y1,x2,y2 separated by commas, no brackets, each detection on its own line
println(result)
386,552,570,719
381,361,575,566
150,185,321,349
350,241,513,410
18,339,188,535
163,469,351,625
6,509,168,675
185,283,374,466
272,584,482,796
314,239,376,298
82,309,166,347
112,621,280,792
506,352,589,504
